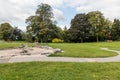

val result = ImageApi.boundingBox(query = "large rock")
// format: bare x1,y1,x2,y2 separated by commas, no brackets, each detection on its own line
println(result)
53,48,62,53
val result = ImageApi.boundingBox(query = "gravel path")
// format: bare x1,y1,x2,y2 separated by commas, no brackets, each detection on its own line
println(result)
1,48,120,63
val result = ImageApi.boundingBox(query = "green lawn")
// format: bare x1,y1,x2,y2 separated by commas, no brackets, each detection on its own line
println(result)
0,41,120,58
0,62,120,80
49,42,120,58
0,42,120,80
0,41,33,50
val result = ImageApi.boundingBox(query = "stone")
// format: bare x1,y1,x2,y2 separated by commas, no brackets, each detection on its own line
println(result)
53,48,62,53
19,44,26,48
21,49,28,53
20,52,31,55
41,52,50,55
33,42,40,47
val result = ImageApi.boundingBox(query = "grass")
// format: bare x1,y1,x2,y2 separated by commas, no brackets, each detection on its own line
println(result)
0,41,119,58
0,42,120,80
49,42,119,58
0,62,120,80
0,41,33,50
90,41,120,50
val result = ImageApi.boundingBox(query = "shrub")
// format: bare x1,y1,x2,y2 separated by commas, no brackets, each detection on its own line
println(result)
52,38,64,43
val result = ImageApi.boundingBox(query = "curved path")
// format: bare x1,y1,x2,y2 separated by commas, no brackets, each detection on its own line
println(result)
1,48,120,63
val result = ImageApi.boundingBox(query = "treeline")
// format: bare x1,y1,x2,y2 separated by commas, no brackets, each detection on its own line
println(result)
0,23,25,41
68,12,120,42
0,3,120,43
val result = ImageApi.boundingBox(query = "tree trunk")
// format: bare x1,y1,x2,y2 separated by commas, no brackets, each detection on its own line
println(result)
96,34,99,42
81,38,83,43
41,39,43,43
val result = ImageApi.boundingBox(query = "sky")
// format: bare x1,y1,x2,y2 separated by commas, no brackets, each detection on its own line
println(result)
0,0,120,31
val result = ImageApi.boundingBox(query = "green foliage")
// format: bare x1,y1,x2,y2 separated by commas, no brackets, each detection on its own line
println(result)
0,23,13,41
87,11,106,42
62,29,70,42
26,3,59,43
69,13,91,42
24,4,120,43
68,11,115,42
0,23,24,41
103,19,112,40
111,19,120,40
10,27,23,41
24,33,33,42
46,25,63,42
52,38,64,43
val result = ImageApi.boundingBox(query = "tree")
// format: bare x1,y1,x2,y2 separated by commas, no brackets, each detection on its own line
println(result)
64,26,67,31
87,11,105,42
69,13,91,42
111,19,120,40
103,19,113,40
10,27,23,41
26,3,54,43
62,26,70,42
44,24,63,42
0,23,13,41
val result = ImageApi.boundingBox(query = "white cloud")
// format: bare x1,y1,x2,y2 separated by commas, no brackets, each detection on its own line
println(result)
75,0,120,20
38,0,64,7
0,0,36,30
53,9,65,21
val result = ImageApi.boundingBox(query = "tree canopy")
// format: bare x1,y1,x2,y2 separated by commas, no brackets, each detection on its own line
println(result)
87,11,106,42
69,13,91,42
26,3,62,43
0,23,23,41
1,3,120,43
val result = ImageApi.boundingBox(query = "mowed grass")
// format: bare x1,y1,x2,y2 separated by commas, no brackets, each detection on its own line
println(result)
1,62,120,80
49,42,120,58
0,41,120,57
0,41,33,50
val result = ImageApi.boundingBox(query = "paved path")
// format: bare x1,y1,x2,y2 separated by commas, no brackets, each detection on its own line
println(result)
1,48,120,63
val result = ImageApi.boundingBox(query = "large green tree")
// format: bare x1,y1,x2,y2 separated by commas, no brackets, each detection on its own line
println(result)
62,26,70,42
69,13,91,42
10,27,23,41
87,11,106,42
0,23,13,41
111,19,120,40
103,19,113,40
26,3,55,43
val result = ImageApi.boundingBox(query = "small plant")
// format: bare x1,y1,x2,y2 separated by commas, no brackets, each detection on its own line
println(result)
52,38,64,43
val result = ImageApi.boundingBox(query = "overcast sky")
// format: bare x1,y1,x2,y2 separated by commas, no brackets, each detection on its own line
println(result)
0,0,120,31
